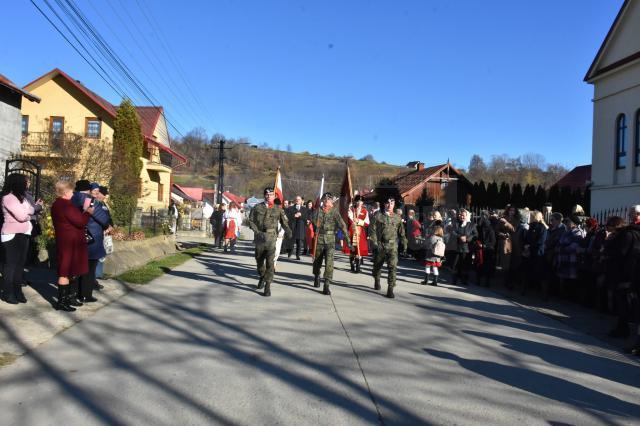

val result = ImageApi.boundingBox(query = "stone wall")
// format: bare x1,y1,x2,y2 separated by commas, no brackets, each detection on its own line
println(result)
103,235,177,276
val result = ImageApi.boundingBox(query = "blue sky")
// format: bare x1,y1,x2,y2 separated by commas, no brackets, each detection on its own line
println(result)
1,0,624,169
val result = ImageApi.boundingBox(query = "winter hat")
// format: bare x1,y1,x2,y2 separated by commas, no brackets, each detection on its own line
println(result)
89,182,100,191
74,179,91,192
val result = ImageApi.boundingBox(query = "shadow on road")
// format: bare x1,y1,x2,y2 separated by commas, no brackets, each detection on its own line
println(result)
424,348,640,421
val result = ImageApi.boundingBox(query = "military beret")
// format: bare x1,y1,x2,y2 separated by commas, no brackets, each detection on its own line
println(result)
264,187,274,195
322,192,333,200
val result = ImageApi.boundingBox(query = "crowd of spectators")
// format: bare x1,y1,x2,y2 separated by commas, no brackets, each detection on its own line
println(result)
403,202,640,356
1,177,113,312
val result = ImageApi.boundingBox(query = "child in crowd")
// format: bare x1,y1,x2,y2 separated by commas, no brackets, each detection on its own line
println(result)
423,225,445,286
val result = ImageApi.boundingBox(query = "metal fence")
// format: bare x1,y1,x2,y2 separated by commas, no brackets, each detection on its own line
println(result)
591,206,630,226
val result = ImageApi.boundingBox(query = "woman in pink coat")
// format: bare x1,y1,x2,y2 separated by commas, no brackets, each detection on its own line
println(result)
1,174,37,304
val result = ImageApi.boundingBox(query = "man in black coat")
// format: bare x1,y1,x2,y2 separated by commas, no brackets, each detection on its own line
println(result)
286,195,307,260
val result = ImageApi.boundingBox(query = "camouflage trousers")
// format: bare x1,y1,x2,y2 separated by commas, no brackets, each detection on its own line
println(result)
372,247,398,288
313,243,335,280
255,243,276,284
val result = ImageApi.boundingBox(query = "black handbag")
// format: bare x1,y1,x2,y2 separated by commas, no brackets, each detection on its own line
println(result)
85,227,95,245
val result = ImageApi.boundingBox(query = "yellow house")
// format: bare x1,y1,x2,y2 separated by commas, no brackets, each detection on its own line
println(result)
20,68,186,210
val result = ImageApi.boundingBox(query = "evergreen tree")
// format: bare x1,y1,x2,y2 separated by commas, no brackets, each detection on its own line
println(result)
487,181,499,207
548,185,561,213
110,99,143,226
534,185,547,209
477,180,488,207
523,184,536,208
559,186,573,216
498,182,511,207
471,182,479,206
511,183,523,207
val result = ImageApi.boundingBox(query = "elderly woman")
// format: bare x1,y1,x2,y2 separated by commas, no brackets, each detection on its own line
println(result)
449,209,478,285
50,180,93,311
1,174,39,304
556,215,586,300
522,211,548,296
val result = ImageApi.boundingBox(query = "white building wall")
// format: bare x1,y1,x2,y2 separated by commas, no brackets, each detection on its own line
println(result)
590,61,640,214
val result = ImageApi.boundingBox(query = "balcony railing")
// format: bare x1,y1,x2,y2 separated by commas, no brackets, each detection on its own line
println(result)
21,131,84,154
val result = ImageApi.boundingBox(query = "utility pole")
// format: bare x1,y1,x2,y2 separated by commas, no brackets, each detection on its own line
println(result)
212,139,233,205
218,139,225,204
211,139,255,204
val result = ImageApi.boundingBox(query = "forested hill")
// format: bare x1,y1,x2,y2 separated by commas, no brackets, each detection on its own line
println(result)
170,131,572,200
171,133,404,199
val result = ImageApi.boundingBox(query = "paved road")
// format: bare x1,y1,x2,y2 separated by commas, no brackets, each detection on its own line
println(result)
1,240,639,425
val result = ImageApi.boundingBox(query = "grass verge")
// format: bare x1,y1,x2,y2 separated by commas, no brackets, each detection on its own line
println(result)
117,245,206,284
0,352,19,368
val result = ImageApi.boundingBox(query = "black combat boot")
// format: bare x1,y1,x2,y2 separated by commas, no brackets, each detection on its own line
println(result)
374,276,381,290
422,274,430,285
55,286,76,312
386,286,395,299
323,279,331,295
350,259,355,273
15,284,27,303
313,275,321,288
429,275,438,287
257,278,264,289
355,259,361,274
263,282,271,297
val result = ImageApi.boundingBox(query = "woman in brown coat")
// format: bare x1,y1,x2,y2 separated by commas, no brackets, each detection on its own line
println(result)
50,180,93,311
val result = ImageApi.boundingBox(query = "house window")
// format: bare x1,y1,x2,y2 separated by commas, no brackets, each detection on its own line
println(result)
85,118,101,138
635,109,640,167
616,114,627,169
50,116,64,134
21,115,29,136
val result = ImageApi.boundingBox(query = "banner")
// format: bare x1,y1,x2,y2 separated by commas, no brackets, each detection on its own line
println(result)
274,167,284,203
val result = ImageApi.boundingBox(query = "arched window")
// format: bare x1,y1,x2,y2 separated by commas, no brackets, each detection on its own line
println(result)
616,114,627,169
635,109,640,167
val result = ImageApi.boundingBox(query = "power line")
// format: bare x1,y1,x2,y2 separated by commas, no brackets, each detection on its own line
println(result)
32,0,188,140
106,0,209,130
134,0,216,129
30,0,128,101
62,0,187,139
59,0,189,138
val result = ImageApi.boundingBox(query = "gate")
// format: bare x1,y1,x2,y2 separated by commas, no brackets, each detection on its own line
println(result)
4,157,42,199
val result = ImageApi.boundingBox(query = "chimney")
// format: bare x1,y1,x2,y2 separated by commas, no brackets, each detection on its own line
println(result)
416,162,424,171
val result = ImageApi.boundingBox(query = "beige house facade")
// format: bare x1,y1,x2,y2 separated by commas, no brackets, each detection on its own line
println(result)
586,0,640,214
20,68,185,210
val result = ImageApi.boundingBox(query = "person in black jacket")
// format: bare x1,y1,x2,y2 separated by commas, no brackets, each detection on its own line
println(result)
604,215,640,357
522,211,548,296
285,196,307,260
475,213,496,287
449,209,478,286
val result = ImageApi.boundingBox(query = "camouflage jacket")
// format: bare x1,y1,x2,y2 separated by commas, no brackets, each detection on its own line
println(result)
370,211,408,252
312,207,349,246
247,203,291,244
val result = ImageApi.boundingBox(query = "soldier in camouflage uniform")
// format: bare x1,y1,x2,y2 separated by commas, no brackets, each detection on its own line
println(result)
369,197,408,298
246,187,292,297
311,193,352,295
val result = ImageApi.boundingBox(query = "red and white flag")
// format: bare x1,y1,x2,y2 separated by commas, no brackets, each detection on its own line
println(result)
274,167,284,203
314,174,325,208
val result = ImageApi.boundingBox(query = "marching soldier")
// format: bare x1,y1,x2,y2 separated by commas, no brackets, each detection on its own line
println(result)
370,197,408,298
312,193,352,295
246,187,292,297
